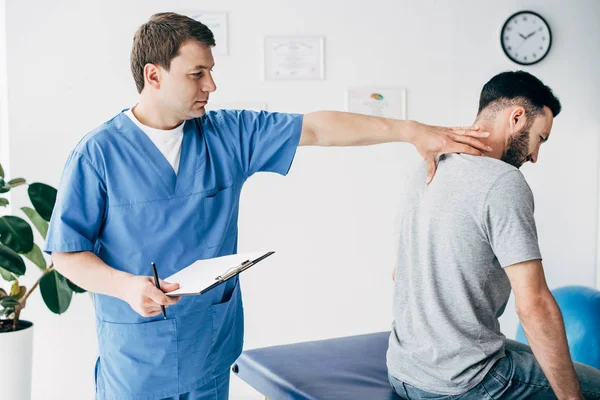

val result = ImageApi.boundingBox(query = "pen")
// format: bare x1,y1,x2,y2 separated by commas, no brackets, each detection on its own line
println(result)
151,262,167,319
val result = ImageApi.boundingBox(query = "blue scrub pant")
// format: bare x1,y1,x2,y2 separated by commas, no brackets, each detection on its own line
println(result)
389,339,600,399
162,371,230,400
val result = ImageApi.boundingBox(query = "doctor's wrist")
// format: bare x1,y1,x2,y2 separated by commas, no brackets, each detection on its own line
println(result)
396,119,418,144
110,270,135,301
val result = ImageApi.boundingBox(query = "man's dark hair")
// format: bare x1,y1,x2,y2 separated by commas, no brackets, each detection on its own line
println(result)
477,71,561,119
131,12,215,93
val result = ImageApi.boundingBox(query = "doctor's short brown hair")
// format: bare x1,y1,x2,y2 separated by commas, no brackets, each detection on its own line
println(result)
130,12,215,93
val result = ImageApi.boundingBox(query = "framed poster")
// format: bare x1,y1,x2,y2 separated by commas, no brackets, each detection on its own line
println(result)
264,36,325,80
346,87,407,120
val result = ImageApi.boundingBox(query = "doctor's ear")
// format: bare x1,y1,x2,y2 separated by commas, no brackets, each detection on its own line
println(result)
143,63,161,90
509,107,526,133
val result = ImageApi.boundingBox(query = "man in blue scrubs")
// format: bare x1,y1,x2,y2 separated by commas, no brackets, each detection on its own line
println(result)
44,12,492,400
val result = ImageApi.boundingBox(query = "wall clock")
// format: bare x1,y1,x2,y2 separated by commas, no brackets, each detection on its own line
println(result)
501,11,552,65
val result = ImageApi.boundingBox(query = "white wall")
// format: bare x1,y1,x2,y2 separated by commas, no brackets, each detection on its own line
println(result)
0,0,9,181
4,0,600,399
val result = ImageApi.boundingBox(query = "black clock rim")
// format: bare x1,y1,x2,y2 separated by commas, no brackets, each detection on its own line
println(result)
500,10,552,66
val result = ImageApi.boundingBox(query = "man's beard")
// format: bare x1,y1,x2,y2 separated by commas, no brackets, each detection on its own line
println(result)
502,128,530,168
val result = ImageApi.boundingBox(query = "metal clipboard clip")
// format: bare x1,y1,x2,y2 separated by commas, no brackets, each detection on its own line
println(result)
215,259,252,282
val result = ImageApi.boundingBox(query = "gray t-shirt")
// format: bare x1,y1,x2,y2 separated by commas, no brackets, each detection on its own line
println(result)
387,154,542,395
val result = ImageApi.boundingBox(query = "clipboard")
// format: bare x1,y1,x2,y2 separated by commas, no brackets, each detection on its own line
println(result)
165,251,275,297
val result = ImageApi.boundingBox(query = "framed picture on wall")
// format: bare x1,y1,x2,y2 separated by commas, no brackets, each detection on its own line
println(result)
189,11,229,56
346,87,407,120
263,36,325,80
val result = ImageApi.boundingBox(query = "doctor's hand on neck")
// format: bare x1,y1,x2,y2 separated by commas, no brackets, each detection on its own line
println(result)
409,123,492,184
300,112,492,185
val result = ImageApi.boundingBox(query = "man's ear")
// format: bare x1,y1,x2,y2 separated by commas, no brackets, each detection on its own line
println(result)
509,106,526,134
144,63,161,90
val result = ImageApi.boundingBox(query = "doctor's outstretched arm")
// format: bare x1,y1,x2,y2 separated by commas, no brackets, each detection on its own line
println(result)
300,111,492,184
52,251,180,317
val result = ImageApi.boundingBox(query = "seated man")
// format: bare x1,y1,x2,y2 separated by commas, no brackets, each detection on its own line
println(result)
388,71,600,399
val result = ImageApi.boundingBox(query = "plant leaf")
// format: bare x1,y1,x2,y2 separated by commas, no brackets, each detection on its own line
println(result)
0,198,8,207
0,178,10,194
0,296,20,308
7,178,26,188
28,183,57,222
23,243,46,271
8,279,25,300
40,270,73,314
0,288,7,297
0,243,26,275
0,266,17,281
0,162,4,178
10,280,19,296
67,279,86,294
0,215,34,253
8,281,25,301
21,207,48,239
2,308,16,318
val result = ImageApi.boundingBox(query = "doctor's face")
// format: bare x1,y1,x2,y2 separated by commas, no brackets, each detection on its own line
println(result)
159,40,217,120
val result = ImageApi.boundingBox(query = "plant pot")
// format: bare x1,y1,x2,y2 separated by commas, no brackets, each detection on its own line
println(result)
0,320,34,400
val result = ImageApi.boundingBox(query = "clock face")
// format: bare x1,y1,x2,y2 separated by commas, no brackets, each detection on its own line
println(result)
501,11,552,65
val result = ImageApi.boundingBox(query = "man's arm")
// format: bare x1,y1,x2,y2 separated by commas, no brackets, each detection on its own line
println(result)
300,111,492,183
505,260,583,400
52,251,179,317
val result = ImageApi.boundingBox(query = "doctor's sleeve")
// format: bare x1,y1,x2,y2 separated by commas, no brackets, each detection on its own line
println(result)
218,110,303,179
44,150,107,255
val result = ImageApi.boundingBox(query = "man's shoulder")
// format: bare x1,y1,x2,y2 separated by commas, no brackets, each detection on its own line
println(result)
469,160,533,206
198,109,244,135
201,108,252,123
74,113,124,154
67,113,127,177
443,154,524,185
200,109,299,127
429,154,531,205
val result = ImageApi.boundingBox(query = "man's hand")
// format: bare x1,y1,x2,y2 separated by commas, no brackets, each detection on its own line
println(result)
409,122,492,184
121,275,181,318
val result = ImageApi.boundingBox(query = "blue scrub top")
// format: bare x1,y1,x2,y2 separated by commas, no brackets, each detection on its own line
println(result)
44,109,303,399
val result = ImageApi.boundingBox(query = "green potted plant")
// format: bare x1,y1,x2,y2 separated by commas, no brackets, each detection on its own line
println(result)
0,161,86,399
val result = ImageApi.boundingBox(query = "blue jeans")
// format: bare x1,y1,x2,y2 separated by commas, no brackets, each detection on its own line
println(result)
389,339,600,399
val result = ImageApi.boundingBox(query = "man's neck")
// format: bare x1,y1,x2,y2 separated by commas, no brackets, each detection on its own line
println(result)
474,119,505,161
132,99,184,130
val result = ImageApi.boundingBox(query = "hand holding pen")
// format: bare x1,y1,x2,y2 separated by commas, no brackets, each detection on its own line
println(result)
120,265,181,318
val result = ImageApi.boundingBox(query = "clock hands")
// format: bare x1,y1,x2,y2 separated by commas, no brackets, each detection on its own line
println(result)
518,30,538,41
